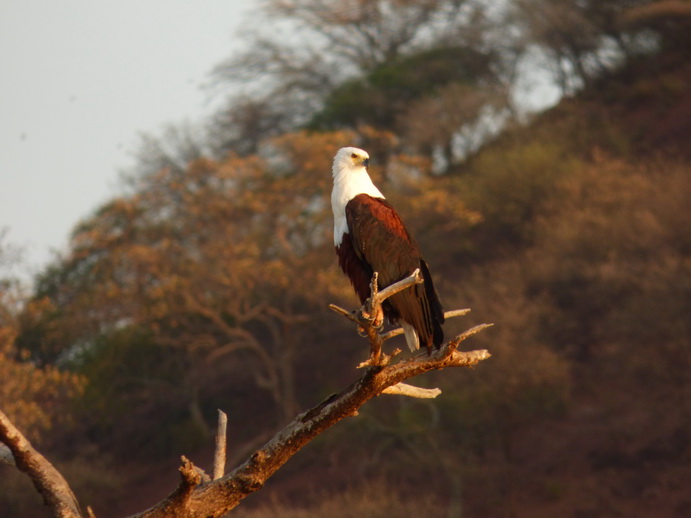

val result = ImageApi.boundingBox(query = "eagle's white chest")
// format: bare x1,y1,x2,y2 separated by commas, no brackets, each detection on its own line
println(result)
331,167,384,246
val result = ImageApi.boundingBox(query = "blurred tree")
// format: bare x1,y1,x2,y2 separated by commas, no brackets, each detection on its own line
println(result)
308,46,501,130
509,0,660,93
218,0,483,85
399,82,508,169
209,95,294,157
620,0,691,51
527,156,691,367
129,122,208,180
0,233,84,444
308,45,512,172
209,0,501,160
456,139,580,259
28,131,361,453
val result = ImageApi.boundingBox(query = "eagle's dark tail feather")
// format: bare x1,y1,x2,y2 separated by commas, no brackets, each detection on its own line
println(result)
420,259,445,348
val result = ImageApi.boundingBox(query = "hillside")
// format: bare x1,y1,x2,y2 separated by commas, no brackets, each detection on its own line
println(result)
226,48,691,518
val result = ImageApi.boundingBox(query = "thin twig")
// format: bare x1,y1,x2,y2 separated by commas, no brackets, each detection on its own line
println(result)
382,383,442,398
327,303,359,324
371,268,422,306
444,308,472,319
213,410,228,480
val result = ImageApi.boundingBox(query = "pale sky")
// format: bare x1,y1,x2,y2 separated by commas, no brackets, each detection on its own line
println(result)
0,1,255,278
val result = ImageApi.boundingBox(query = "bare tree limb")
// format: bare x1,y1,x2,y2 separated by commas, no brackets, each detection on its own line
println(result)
128,275,492,518
371,268,424,304
0,409,84,518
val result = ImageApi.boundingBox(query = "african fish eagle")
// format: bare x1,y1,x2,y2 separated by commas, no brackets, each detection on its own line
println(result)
331,146,445,351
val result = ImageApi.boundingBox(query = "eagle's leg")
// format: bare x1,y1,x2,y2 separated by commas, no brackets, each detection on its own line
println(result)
366,271,384,330
358,302,384,331
371,304,384,330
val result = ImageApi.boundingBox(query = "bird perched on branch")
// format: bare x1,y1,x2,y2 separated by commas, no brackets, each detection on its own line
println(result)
331,146,444,351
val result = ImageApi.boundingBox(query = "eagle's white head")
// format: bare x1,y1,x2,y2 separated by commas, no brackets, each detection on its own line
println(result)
332,146,370,178
331,146,385,246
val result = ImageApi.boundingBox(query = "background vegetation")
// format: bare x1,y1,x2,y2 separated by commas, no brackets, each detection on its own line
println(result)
1,1,690,516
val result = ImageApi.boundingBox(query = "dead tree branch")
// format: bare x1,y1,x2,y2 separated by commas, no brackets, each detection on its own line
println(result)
1,271,491,518
130,334,489,517
129,272,491,517
130,323,489,517
0,409,84,518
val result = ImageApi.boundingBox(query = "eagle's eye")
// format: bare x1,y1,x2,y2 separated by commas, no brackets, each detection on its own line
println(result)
351,153,358,159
